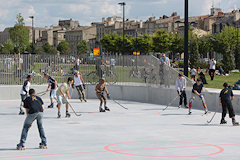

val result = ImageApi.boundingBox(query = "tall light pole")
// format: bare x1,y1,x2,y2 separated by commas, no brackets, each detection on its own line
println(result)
184,0,189,77
118,2,126,55
29,16,34,53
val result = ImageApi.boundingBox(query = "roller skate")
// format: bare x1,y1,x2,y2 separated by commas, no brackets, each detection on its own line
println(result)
17,143,25,150
232,119,239,126
57,112,61,118
66,111,71,118
220,119,227,124
19,109,25,115
105,106,110,111
99,107,105,112
39,142,48,149
48,103,54,108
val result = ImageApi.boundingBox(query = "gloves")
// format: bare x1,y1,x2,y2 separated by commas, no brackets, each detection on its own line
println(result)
83,84,86,89
107,94,110,99
199,93,203,99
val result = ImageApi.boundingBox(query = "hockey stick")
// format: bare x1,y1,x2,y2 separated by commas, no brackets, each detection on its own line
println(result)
111,98,128,110
207,105,221,123
61,94,81,117
36,91,49,97
162,96,179,111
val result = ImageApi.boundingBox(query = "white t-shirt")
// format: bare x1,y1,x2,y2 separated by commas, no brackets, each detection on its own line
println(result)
209,60,216,70
74,75,82,86
20,80,30,95
76,59,80,66
190,68,197,76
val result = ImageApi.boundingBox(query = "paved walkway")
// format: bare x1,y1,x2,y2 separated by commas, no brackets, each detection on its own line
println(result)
0,99,239,160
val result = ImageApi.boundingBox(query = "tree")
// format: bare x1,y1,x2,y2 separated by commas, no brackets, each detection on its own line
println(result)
152,30,174,53
1,39,14,54
26,43,36,53
35,48,45,54
169,34,184,58
57,41,71,54
100,34,121,54
189,38,200,67
132,35,151,55
42,42,52,53
9,13,29,53
77,40,88,55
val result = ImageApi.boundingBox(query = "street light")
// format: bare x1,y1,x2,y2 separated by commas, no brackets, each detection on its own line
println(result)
184,0,188,77
29,16,34,53
118,2,126,55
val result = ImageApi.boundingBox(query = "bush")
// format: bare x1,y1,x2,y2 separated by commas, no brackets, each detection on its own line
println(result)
177,61,184,68
196,62,208,69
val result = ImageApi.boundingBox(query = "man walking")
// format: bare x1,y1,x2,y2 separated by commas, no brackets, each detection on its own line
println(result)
176,73,188,108
209,57,216,81
219,83,239,126
17,89,47,150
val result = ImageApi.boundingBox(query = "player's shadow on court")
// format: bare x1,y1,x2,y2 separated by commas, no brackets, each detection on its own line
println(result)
0,147,39,151
161,113,188,116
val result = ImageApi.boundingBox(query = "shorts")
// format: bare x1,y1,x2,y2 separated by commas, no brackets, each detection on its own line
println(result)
50,89,57,99
56,94,67,104
20,94,27,102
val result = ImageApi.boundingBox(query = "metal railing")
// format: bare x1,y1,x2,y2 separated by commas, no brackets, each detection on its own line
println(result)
0,54,194,88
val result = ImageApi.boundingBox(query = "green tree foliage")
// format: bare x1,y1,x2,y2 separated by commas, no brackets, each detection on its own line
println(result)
189,38,200,67
1,39,14,54
100,34,121,54
169,34,184,58
35,48,45,55
152,30,174,53
57,41,71,54
9,13,29,53
42,42,58,54
25,43,36,53
77,40,88,55
132,35,151,55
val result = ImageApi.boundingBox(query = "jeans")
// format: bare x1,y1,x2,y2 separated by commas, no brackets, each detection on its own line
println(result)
222,102,235,119
19,112,47,144
178,90,187,106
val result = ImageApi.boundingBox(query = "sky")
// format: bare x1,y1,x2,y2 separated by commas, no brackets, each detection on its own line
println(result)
0,0,240,31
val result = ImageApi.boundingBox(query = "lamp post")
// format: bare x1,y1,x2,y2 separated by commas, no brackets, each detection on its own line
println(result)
29,16,34,53
184,0,189,77
118,2,126,55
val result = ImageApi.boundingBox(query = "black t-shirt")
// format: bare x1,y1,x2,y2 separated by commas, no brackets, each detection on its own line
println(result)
219,88,233,104
48,76,56,89
24,96,44,114
192,83,203,93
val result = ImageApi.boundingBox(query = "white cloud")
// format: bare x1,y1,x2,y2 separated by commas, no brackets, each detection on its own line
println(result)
99,2,121,16
152,0,167,5
67,4,91,14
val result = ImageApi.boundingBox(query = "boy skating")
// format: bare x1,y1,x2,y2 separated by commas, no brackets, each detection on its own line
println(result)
188,78,208,115
73,71,87,102
17,89,47,150
56,77,74,118
44,73,58,108
19,75,32,115
95,78,110,112
219,83,239,126
176,73,188,108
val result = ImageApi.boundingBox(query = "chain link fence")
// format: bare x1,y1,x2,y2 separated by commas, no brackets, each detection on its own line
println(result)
0,54,193,88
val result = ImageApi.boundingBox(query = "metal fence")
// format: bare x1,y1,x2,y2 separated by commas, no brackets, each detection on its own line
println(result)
0,54,194,88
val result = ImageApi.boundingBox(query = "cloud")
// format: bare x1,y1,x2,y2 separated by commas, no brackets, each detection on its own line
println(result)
67,4,91,14
152,0,167,5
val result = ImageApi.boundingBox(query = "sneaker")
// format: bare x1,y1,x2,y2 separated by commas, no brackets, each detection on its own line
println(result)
105,106,110,111
17,143,25,150
39,142,48,149
220,119,227,124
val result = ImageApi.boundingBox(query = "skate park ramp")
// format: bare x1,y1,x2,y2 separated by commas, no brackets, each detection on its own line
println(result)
0,99,240,160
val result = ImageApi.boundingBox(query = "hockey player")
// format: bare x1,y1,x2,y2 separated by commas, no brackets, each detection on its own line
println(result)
73,71,87,102
95,78,110,112
44,73,58,108
17,89,47,150
176,73,188,108
219,83,239,126
188,78,208,115
19,75,32,115
56,77,74,118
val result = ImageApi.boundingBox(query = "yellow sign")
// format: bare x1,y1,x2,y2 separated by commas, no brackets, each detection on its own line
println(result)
93,48,100,56
133,51,140,55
